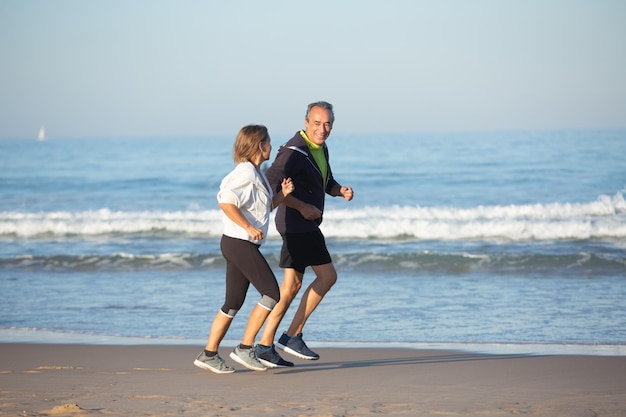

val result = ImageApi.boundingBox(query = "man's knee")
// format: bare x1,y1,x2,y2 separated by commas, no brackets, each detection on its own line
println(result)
313,269,337,294
321,273,337,291
281,270,303,299
315,263,337,284
281,281,301,300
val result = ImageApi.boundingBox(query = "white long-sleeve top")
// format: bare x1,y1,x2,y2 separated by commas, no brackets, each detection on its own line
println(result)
217,161,273,245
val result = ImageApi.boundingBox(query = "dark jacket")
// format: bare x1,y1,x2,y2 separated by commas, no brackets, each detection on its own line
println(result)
265,131,339,234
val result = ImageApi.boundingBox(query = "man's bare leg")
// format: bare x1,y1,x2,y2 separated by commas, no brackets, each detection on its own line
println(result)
258,268,303,346
285,262,337,336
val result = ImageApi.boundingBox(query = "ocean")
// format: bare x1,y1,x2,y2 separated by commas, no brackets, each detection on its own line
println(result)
1,130,625,355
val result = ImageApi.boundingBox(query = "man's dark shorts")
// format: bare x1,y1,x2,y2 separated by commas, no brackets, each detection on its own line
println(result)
279,229,332,273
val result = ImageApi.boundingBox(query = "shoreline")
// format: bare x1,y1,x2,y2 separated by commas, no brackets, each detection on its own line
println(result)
1,328,625,357
2,343,625,416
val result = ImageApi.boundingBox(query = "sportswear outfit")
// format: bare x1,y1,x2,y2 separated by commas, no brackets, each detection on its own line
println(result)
266,131,339,234
217,161,280,317
265,131,338,273
259,130,339,363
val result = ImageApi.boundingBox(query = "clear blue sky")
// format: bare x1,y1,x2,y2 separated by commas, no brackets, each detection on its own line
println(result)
1,0,625,139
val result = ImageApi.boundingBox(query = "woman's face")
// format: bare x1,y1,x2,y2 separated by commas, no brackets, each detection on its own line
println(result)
260,137,272,162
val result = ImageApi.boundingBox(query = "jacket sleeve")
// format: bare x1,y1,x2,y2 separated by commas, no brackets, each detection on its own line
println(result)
324,147,339,195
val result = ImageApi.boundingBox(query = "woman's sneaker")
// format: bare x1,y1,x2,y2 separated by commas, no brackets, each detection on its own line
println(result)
193,351,235,374
255,344,294,368
229,346,267,371
276,332,319,360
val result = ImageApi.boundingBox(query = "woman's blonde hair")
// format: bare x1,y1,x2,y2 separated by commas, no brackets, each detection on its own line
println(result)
233,124,269,163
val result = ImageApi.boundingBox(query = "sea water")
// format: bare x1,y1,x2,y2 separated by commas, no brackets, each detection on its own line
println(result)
1,130,625,355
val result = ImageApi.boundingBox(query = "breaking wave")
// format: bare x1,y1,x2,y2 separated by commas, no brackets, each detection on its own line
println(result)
1,191,624,242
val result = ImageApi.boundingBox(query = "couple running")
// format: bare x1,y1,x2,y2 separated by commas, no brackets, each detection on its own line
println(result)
194,101,354,373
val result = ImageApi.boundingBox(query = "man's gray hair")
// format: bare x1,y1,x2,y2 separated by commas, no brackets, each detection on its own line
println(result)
306,101,335,124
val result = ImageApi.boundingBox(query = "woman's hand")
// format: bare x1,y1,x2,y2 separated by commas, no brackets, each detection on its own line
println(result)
281,177,295,196
246,224,264,241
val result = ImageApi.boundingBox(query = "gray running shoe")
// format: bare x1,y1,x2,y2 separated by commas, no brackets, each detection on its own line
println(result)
229,346,267,371
193,351,235,374
276,332,319,360
255,344,295,368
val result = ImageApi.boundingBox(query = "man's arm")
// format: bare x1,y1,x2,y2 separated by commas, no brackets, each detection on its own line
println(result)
282,194,322,220
329,184,354,201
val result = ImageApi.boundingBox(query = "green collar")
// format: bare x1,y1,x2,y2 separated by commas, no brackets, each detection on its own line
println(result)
299,130,322,150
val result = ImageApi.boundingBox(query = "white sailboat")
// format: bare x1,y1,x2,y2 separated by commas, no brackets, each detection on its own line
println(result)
38,126,46,141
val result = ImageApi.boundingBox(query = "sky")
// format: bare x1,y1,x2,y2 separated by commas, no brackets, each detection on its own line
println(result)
1,0,625,139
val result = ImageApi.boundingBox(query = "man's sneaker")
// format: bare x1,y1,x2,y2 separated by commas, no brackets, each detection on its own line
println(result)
255,344,295,368
276,332,319,360
229,346,267,371
193,351,235,374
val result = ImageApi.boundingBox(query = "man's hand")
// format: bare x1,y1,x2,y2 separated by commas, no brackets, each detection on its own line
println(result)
340,186,354,201
299,204,323,220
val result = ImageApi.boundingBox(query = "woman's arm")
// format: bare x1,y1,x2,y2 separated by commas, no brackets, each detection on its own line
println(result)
218,202,264,241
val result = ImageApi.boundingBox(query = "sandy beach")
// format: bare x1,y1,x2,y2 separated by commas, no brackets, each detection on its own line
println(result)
1,344,624,416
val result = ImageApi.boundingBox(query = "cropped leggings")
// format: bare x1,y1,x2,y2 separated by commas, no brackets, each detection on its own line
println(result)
219,235,280,318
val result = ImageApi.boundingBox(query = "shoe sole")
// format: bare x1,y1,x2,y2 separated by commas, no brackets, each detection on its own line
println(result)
193,359,235,374
229,351,267,372
276,342,319,360
257,357,294,368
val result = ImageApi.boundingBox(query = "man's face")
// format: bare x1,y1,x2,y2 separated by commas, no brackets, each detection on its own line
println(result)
304,106,333,146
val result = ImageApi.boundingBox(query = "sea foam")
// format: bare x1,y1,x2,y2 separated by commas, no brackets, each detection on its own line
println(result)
1,192,624,242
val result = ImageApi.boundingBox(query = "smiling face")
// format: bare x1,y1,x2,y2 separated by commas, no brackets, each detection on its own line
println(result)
304,106,333,145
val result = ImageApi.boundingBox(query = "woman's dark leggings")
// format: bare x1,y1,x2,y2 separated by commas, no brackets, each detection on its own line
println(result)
219,235,280,317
